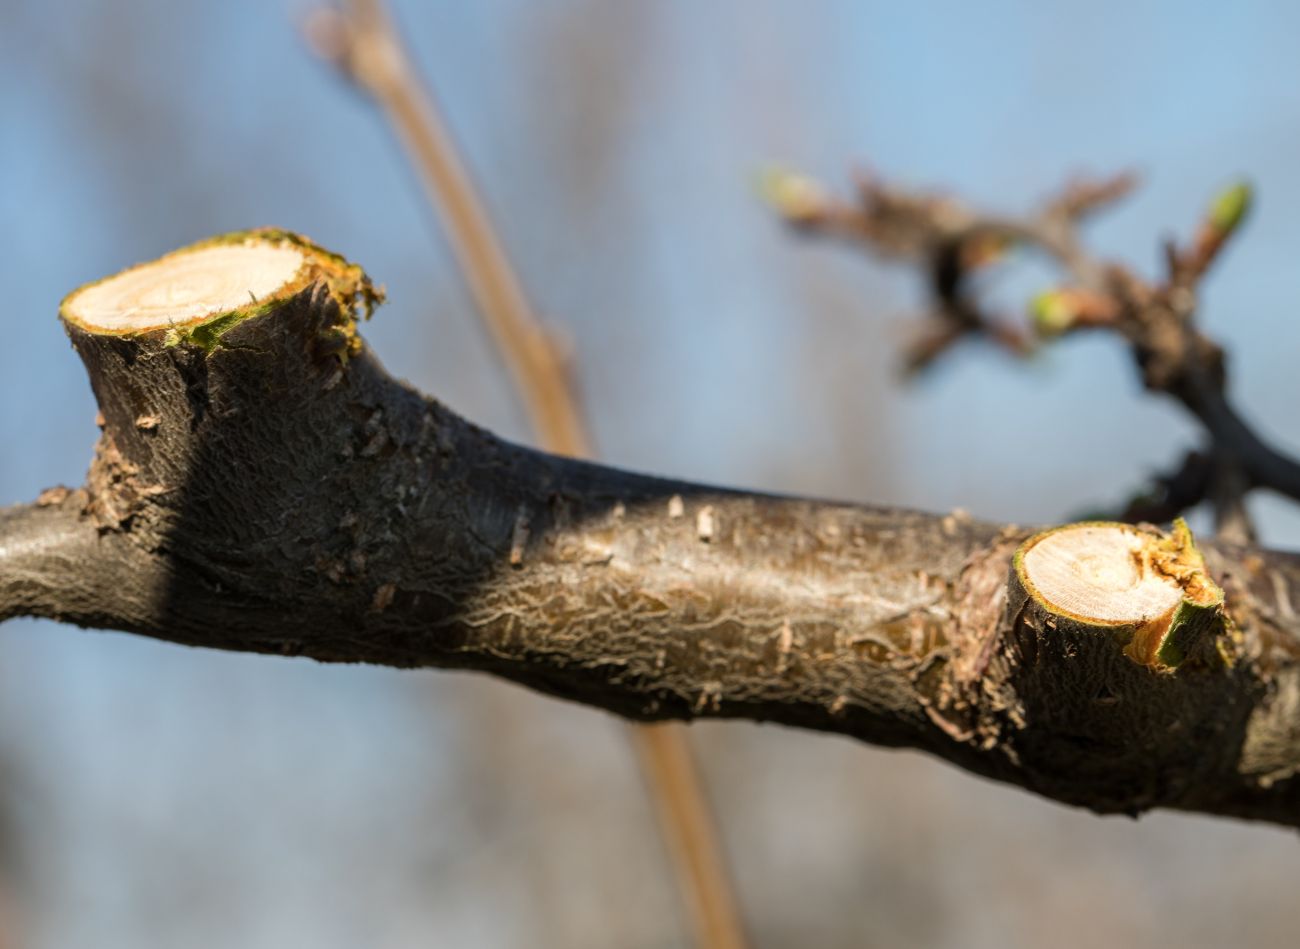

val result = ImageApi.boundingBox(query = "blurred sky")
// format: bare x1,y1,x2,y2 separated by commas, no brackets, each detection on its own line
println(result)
5,1,1300,947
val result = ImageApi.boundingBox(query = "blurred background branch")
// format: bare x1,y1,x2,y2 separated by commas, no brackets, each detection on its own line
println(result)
765,166,1300,543
304,2,749,947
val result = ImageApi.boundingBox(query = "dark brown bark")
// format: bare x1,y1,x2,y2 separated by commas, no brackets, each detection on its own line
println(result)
6,271,1300,828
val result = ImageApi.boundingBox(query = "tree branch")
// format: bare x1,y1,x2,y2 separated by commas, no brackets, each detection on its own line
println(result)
765,168,1300,535
304,0,589,455
303,4,748,944
0,493,159,627
8,231,1300,829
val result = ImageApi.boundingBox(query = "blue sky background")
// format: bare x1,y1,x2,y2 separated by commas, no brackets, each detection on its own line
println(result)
4,2,1300,947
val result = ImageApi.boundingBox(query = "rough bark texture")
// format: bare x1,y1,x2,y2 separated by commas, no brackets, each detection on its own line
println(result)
7,238,1300,828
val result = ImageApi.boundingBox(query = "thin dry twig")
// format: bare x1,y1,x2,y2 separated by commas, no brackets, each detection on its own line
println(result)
305,0,587,454
767,164,1298,539
305,4,748,947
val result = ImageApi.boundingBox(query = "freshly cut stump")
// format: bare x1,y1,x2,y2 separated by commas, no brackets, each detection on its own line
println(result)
56,229,383,544
993,520,1243,815
1009,520,1226,668
61,229,381,350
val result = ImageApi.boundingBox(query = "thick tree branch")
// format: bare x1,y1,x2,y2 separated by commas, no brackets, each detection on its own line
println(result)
0,494,159,627
7,232,1300,830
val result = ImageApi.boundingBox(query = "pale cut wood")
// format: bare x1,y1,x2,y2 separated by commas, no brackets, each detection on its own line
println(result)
63,243,304,334
1020,524,1184,625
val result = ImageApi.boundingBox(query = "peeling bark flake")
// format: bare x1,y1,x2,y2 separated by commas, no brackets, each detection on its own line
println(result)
371,583,397,612
510,507,531,567
696,505,715,542
776,619,794,673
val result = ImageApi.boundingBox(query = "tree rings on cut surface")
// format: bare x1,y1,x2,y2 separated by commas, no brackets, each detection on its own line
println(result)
62,242,306,335
1009,520,1226,668
59,230,382,354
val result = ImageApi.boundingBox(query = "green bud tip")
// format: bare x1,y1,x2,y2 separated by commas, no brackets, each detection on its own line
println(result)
1208,180,1253,233
1030,290,1076,336
758,166,826,219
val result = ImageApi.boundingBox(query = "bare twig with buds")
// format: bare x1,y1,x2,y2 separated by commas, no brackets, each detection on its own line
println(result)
766,165,1297,541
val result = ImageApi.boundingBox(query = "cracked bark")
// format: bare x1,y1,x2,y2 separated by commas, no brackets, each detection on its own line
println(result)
6,233,1300,829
